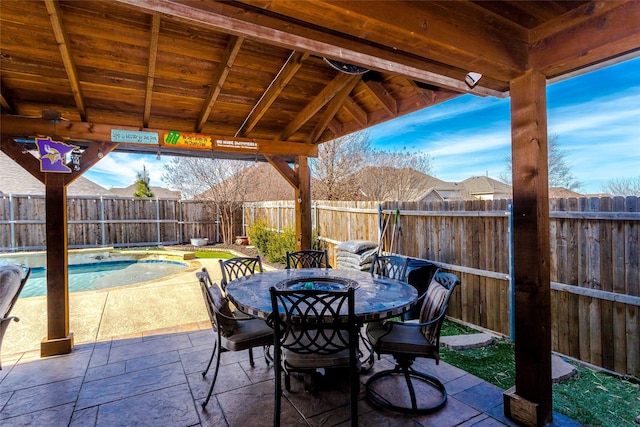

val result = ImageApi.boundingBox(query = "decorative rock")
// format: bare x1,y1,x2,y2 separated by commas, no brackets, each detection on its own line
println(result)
440,333,493,350
552,355,577,383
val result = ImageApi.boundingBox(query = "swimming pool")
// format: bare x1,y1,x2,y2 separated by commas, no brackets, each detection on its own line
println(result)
20,259,190,298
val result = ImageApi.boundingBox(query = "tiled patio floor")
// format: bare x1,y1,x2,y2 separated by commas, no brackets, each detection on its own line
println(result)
0,323,580,427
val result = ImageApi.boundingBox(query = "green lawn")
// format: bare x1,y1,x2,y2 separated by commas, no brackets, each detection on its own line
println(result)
440,320,639,426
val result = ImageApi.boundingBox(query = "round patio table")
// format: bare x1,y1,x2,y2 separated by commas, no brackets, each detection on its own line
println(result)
225,268,418,322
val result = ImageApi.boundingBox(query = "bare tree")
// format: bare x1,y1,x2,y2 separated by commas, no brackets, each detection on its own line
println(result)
310,131,372,200
602,176,640,196
162,157,255,243
358,149,434,201
500,134,581,190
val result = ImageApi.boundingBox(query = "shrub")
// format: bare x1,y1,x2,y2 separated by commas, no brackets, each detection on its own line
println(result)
247,219,320,263
265,228,296,263
247,219,271,255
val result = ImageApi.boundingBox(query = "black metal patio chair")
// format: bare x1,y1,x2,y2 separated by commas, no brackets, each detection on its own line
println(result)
365,270,460,413
269,285,360,427
219,256,263,291
369,253,409,281
285,250,331,269
197,269,273,409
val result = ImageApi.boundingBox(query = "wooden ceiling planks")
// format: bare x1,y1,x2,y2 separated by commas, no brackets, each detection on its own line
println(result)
1,0,638,155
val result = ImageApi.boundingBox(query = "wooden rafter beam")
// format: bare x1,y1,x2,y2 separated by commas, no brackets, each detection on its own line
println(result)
143,13,161,128
0,135,45,183
196,35,244,133
528,1,628,44
0,92,13,113
311,74,361,143
342,96,367,128
280,72,357,141
264,154,299,189
64,140,119,186
530,1,640,78
0,116,318,158
44,0,87,121
408,80,436,106
237,51,309,137
238,0,526,82
365,80,397,117
111,0,505,97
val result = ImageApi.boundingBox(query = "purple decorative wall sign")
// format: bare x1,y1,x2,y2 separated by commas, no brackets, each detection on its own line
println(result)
35,137,79,173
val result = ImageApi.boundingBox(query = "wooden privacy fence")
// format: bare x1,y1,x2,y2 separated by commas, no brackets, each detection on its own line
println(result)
0,194,242,251
243,197,640,378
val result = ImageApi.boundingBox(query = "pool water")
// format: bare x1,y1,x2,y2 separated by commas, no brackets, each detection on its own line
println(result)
21,260,189,298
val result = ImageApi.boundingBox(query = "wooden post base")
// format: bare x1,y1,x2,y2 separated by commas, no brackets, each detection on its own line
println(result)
503,387,547,427
41,333,74,357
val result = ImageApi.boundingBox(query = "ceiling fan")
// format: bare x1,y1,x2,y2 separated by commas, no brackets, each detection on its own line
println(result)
323,58,370,75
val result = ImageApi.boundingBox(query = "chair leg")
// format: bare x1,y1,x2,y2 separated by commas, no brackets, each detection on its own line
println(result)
273,350,282,426
201,340,218,378
202,340,222,408
365,360,447,414
263,345,272,365
249,348,255,366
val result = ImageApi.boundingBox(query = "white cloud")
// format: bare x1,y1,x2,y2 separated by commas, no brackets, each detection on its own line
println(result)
86,153,171,189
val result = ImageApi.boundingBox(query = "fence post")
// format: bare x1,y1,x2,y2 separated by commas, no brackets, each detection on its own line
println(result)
242,204,245,236
9,194,16,252
216,203,220,243
100,196,106,247
178,200,183,244
155,198,161,246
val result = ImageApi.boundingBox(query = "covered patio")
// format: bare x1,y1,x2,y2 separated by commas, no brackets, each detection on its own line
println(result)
1,1,639,425
0,258,580,427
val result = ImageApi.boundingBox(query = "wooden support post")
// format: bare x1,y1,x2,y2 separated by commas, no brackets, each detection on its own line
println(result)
41,173,74,356
295,156,312,250
265,154,312,250
503,70,553,427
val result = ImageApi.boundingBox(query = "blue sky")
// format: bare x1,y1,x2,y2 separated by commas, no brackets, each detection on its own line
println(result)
85,57,640,194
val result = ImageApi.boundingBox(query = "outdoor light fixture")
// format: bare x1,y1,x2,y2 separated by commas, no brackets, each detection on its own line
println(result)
324,58,369,75
465,72,482,88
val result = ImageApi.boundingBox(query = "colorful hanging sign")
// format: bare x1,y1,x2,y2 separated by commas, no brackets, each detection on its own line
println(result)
111,129,158,144
35,137,79,173
215,139,258,150
163,131,212,149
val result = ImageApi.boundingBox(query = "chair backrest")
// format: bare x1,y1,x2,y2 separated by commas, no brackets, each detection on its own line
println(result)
269,287,357,356
419,271,460,344
369,253,409,281
219,256,263,290
0,264,30,318
285,250,331,269
197,268,237,337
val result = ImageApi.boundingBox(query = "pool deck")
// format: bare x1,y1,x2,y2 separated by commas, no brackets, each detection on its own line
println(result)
1,256,223,357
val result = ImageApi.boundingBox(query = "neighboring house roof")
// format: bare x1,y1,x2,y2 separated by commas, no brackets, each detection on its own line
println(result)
197,162,322,202
414,181,471,202
353,167,450,201
460,176,512,198
549,187,583,198
0,151,113,196
109,184,181,199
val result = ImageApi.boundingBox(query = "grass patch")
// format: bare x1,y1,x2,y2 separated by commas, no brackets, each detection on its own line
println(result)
439,320,640,426
194,250,235,259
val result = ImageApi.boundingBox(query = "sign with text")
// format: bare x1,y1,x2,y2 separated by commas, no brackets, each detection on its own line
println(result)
111,129,158,144
35,137,79,173
162,131,259,152
215,139,258,150
163,131,212,149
